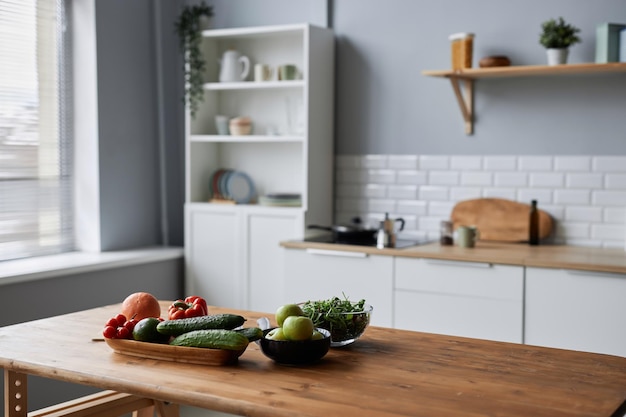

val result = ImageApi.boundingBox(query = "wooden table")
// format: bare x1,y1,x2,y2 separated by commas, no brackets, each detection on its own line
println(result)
1,303,626,417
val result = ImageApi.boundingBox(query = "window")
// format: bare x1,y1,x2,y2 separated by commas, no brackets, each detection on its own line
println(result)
0,0,73,261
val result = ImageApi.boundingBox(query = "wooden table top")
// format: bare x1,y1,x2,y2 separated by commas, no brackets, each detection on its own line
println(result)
281,240,626,274
1,302,626,417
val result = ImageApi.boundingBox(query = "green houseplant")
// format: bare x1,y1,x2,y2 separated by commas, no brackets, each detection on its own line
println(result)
175,1,213,118
539,17,581,65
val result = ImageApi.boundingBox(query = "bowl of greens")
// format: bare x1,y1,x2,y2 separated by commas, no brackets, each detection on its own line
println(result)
299,297,372,347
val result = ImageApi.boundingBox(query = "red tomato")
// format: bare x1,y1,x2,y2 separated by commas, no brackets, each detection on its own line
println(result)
116,326,131,339
102,326,117,339
115,314,127,325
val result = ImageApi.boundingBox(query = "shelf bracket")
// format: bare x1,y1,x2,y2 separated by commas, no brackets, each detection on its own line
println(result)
449,76,474,135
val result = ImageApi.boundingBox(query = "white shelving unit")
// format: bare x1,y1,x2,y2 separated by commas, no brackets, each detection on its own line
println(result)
184,24,334,313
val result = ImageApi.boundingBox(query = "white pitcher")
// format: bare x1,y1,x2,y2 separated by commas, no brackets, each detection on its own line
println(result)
218,50,250,82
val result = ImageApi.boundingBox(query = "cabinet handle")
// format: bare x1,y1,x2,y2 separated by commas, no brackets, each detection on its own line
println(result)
424,259,492,268
305,249,369,258
566,269,625,279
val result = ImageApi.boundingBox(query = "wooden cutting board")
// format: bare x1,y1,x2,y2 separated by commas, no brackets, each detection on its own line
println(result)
451,198,553,242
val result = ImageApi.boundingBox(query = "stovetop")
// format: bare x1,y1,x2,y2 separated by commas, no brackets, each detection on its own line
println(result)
303,234,430,249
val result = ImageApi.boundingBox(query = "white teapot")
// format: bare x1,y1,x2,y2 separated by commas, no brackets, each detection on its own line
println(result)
218,50,250,82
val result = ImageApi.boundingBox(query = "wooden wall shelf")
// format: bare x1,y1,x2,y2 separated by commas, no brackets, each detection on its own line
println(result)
422,62,626,135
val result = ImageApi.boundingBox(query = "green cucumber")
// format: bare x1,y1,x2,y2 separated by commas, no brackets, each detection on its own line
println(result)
170,329,249,351
235,327,263,342
156,314,246,336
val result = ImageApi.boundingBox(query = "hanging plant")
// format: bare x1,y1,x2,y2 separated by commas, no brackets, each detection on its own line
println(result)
174,1,214,118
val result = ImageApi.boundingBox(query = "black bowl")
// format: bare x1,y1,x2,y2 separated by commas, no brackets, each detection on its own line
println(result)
259,328,331,365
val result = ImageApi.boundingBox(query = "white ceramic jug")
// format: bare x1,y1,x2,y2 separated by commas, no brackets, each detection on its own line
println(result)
219,50,250,82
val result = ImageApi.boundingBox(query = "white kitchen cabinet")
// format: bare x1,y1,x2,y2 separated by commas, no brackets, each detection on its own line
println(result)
284,248,394,327
525,267,626,357
184,24,334,310
394,258,524,343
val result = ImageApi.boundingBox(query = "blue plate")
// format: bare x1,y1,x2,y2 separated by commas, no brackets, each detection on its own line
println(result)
226,171,256,204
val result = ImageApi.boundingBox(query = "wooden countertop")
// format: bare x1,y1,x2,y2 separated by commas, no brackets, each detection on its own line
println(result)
1,302,625,417
280,240,626,274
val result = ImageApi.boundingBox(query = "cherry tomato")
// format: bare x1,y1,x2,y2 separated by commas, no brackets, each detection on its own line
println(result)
115,314,127,325
102,326,117,339
116,327,131,339
105,318,119,328
124,319,137,332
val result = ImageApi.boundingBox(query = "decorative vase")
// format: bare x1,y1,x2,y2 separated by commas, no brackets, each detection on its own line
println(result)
546,48,569,65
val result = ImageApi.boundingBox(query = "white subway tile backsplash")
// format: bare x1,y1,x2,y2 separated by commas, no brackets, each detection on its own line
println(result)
554,156,591,172
419,155,449,170
603,208,626,224
397,200,428,216
519,156,553,171
593,190,626,206
565,206,603,222
484,156,516,171
450,156,482,170
555,222,590,239
517,189,553,204
388,185,418,200
336,198,365,212
593,156,626,172
495,172,528,187
365,169,396,184
461,172,492,186
450,187,483,201
335,184,362,198
566,173,603,189
336,169,366,184
529,173,564,188
388,155,418,169
429,171,459,186
554,189,590,205
591,224,624,240
362,155,388,169
363,184,387,198
419,186,449,201
605,174,626,189
368,199,396,213
397,170,427,185
482,188,517,200
335,154,626,248
428,201,455,217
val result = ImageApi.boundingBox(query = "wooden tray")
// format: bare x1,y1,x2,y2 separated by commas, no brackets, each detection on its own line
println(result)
104,338,246,366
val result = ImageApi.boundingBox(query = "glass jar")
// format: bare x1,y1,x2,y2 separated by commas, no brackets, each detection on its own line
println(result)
449,32,475,70
440,220,454,246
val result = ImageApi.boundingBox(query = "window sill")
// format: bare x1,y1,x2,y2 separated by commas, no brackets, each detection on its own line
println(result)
0,247,184,286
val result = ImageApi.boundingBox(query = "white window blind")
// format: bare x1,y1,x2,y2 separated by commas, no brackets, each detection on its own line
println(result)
0,0,74,261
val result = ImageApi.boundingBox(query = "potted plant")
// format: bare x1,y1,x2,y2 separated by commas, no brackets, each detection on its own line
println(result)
539,17,581,65
175,1,213,118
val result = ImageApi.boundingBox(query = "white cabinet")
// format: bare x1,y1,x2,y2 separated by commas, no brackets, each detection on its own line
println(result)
284,248,394,327
394,258,524,343
184,24,334,310
525,267,626,357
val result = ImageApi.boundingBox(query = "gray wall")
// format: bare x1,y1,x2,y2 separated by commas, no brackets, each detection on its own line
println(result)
333,0,626,155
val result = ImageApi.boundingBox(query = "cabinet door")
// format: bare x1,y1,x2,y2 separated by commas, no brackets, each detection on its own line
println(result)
247,210,302,314
284,248,393,327
394,258,523,343
525,267,626,357
185,207,243,308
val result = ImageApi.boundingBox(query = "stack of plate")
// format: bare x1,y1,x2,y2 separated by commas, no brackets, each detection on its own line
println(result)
258,193,302,207
209,169,256,204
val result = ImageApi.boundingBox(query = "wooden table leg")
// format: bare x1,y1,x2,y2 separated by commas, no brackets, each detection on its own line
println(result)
5,370,28,417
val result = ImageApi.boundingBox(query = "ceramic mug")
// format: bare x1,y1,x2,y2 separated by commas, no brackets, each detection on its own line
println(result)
254,63,273,82
278,64,297,81
456,225,479,248
215,115,229,135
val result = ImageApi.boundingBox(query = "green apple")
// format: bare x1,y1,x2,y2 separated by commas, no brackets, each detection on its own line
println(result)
282,316,314,341
311,330,324,340
275,303,304,327
265,327,287,341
